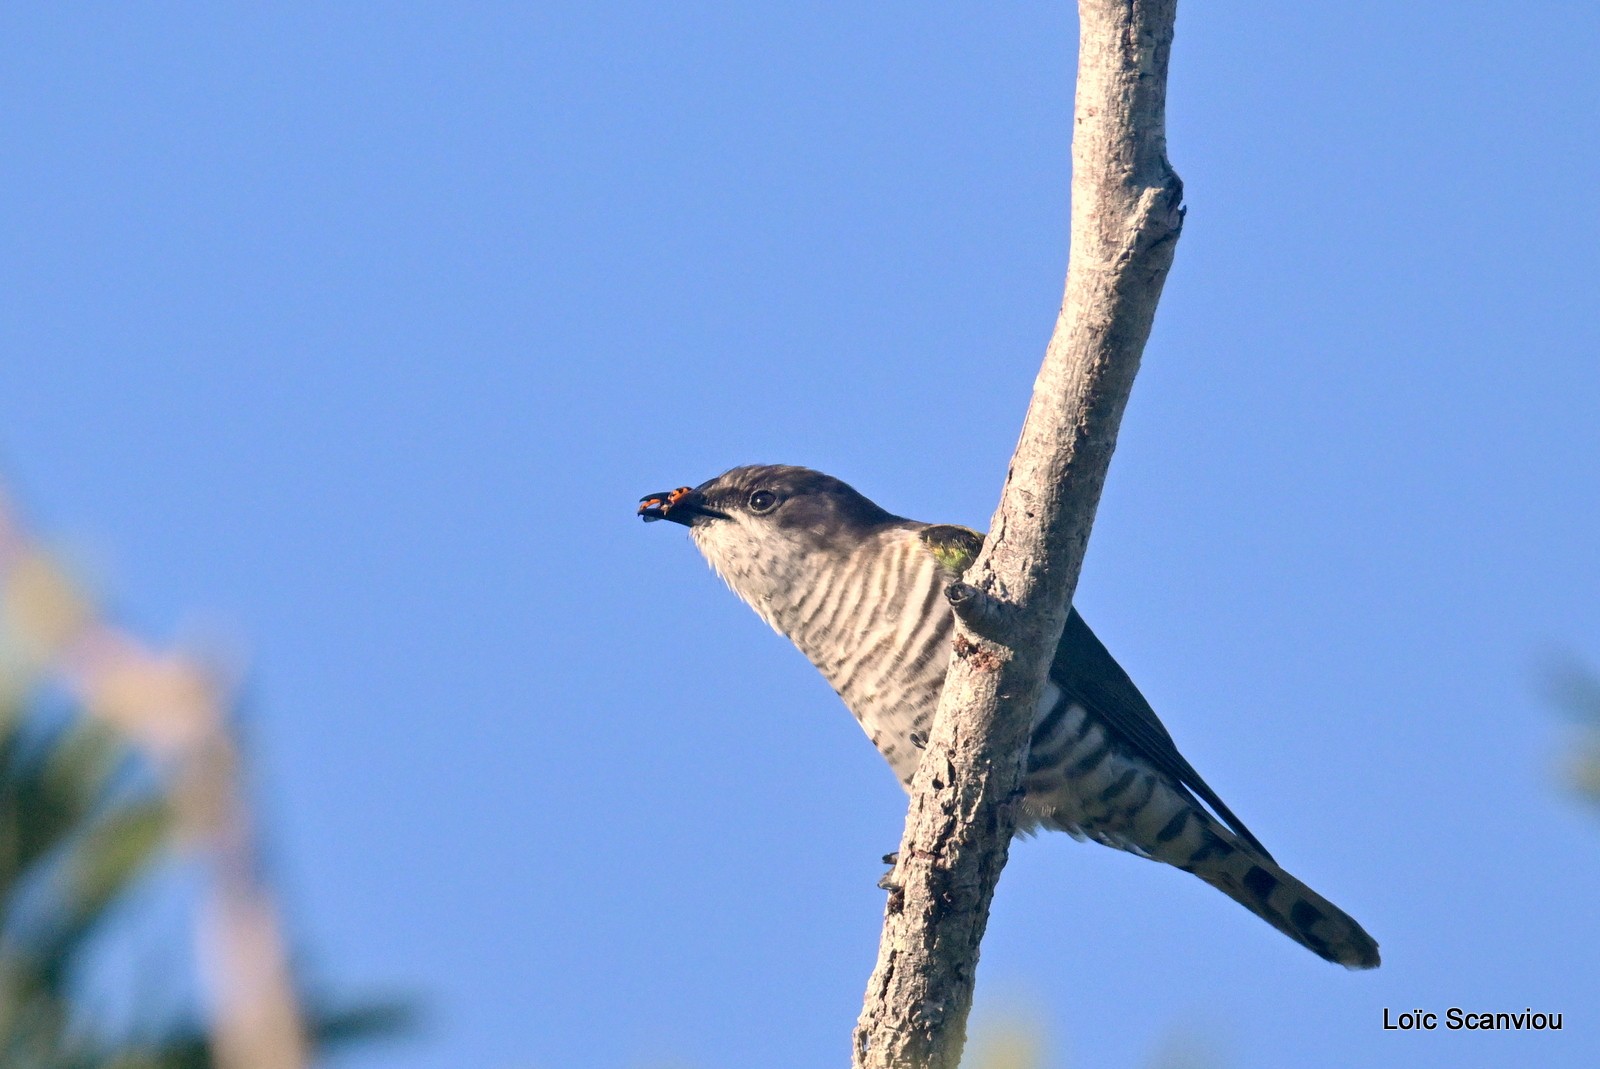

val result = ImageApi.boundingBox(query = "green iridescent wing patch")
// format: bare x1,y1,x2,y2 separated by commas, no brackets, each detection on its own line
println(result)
918,524,985,576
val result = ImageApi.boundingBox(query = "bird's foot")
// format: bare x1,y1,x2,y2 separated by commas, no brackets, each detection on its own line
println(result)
1000,788,1028,826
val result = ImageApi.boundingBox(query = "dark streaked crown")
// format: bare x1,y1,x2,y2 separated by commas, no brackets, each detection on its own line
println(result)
696,464,904,538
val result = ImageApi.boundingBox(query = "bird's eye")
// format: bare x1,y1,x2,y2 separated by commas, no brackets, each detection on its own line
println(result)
748,489,778,513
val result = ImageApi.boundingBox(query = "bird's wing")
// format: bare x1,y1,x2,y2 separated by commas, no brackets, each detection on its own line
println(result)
1051,608,1273,859
915,523,1271,859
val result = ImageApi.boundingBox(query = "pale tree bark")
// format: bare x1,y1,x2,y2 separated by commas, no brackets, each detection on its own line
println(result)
852,3,1184,1067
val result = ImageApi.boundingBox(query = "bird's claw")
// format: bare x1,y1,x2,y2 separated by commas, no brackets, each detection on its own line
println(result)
877,851,900,890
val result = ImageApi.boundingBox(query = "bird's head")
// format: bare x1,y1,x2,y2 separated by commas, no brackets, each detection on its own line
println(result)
638,464,903,612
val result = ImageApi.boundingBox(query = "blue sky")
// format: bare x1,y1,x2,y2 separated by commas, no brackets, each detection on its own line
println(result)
3,3,1598,1068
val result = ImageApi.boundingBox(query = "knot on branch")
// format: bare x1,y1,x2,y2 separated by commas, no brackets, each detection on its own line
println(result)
945,581,1006,636
1130,173,1185,256
951,632,1006,674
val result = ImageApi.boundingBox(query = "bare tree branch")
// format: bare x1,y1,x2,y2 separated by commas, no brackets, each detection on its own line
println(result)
852,3,1184,1066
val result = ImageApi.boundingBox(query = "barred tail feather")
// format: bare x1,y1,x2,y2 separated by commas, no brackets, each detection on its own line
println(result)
1183,818,1380,969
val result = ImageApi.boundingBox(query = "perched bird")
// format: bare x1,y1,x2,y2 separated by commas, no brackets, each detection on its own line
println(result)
639,464,1379,969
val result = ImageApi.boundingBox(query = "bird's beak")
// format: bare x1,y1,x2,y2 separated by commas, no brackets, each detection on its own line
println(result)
637,486,729,526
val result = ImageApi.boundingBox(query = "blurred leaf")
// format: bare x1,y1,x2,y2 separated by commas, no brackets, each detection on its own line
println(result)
1546,660,1600,726
1565,750,1600,805
35,798,170,992
16,725,125,888
308,997,416,1050
1544,658,1600,808
966,1014,1046,1069
2,720,123,920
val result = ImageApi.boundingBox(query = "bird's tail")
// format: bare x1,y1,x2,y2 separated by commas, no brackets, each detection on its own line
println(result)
1177,815,1380,969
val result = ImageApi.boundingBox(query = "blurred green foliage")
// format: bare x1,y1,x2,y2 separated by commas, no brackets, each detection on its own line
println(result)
1548,661,1600,807
0,693,409,1068
1,694,187,1068
964,1017,1046,1069
957,1014,1220,1069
